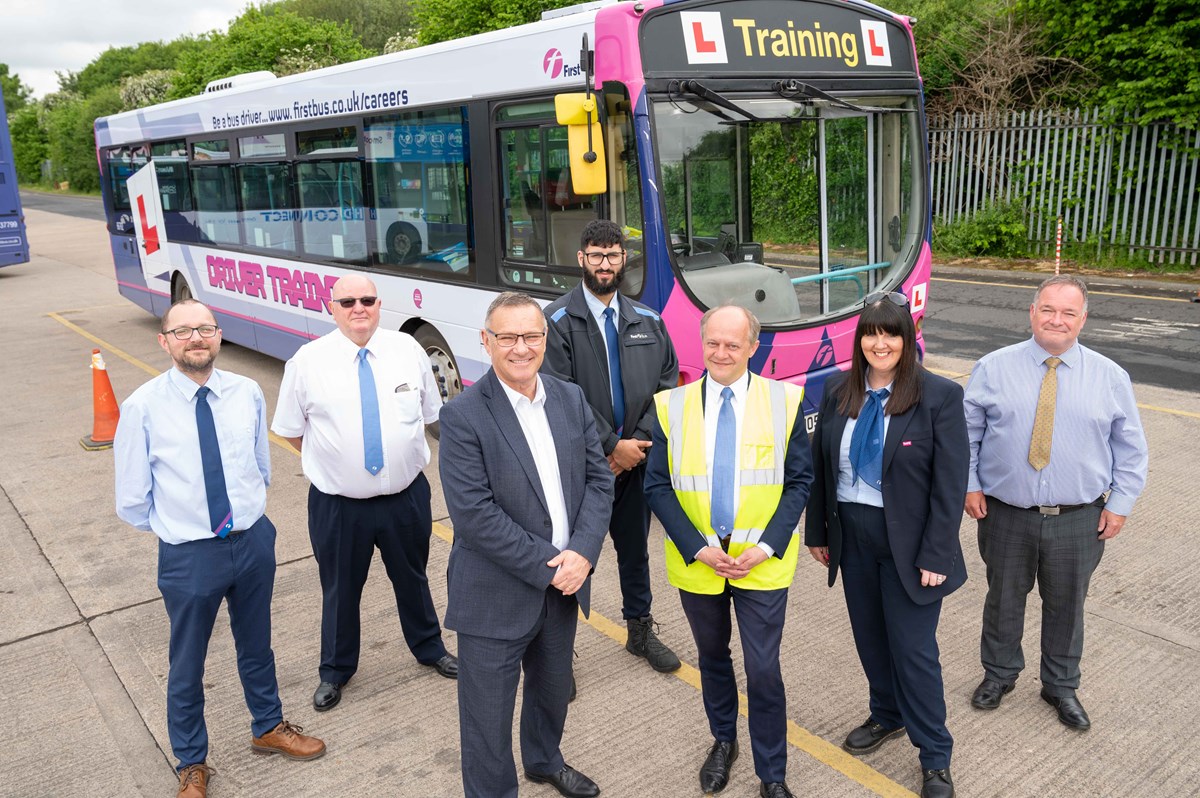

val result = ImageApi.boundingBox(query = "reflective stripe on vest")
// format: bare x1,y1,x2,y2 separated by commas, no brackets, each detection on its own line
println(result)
654,375,804,594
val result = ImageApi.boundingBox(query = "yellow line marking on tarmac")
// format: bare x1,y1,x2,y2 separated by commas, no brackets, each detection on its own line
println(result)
49,311,300,452
926,364,1200,420
430,524,916,797
931,275,1192,303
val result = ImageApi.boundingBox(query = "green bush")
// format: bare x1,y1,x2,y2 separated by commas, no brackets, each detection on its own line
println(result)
934,202,1031,257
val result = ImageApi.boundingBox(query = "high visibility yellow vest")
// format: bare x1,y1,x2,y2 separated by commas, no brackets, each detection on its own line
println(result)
654,374,804,594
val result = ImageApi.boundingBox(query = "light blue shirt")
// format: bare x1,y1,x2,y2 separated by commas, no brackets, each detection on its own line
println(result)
583,288,620,402
114,367,271,545
964,338,1147,515
836,381,893,508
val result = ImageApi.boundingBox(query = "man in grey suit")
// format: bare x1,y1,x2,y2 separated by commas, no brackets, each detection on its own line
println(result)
439,291,614,798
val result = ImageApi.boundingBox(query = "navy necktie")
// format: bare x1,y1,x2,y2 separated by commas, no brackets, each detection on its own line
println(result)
195,386,233,538
603,307,625,432
849,387,891,490
358,349,384,475
711,386,736,537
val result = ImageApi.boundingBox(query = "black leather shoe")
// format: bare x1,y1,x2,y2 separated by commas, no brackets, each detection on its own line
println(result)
424,653,459,679
843,719,905,754
699,740,738,793
312,681,342,712
524,764,600,798
971,678,1014,710
760,782,795,798
1041,689,1091,730
922,768,954,798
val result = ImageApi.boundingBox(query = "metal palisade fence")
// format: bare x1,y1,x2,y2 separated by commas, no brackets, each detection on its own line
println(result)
928,108,1200,267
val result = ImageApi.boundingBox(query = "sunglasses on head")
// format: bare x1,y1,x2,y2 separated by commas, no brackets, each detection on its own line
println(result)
865,291,909,307
333,296,378,308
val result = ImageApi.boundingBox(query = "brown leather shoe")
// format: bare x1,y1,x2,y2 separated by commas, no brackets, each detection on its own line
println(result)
251,720,327,760
176,764,214,798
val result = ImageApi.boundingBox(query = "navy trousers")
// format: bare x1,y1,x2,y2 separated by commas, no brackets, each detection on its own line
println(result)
308,474,446,684
678,584,789,784
839,502,952,770
610,464,653,620
456,588,578,798
157,515,283,770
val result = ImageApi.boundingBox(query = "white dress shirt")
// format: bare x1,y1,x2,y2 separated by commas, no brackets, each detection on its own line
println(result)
114,368,270,545
499,376,570,551
271,328,441,499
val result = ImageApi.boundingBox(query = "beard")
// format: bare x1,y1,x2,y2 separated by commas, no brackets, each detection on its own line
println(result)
583,264,625,296
176,345,217,374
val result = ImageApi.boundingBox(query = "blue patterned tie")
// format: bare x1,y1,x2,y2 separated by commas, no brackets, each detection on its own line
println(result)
195,387,233,538
358,349,384,475
849,388,890,490
603,307,625,433
711,386,736,538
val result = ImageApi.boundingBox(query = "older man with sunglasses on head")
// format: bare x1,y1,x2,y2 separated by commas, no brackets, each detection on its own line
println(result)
272,274,458,714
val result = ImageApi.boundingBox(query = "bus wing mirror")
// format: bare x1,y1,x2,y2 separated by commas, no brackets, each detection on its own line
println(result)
555,93,607,196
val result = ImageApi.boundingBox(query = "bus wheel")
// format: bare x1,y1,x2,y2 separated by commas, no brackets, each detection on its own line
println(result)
386,223,422,265
172,273,192,302
413,323,461,440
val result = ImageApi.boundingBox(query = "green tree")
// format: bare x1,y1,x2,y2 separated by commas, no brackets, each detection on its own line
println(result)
170,8,372,99
1019,0,1200,127
268,0,413,52
43,87,124,192
1,64,31,113
414,0,576,45
72,40,204,98
9,105,48,183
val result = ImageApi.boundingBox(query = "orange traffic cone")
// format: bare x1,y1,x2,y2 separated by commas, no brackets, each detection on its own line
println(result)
80,349,120,451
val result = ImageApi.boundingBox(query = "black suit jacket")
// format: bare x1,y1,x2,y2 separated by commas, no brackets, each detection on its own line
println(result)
438,370,614,640
804,369,969,605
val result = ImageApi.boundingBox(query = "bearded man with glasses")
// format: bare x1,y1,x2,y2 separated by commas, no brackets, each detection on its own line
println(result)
115,299,325,798
542,219,683,687
271,274,458,715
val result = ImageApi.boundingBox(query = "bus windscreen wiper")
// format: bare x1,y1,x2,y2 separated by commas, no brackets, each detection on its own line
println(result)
674,79,766,122
773,80,911,114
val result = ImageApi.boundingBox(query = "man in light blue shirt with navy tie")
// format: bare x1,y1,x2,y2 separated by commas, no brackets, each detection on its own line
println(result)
963,275,1148,731
114,299,324,798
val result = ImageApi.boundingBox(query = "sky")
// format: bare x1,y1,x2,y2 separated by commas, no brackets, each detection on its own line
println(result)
1,0,254,99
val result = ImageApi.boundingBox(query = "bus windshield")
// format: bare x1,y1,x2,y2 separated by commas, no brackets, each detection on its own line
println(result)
650,94,922,327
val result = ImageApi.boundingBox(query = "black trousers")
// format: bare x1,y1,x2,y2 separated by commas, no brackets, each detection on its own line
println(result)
308,474,446,684
610,464,653,620
978,497,1105,695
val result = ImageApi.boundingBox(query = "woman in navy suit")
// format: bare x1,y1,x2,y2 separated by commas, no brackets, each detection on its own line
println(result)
804,293,968,798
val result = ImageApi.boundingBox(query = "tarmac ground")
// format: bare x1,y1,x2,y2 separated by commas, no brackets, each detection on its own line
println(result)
1,209,1198,798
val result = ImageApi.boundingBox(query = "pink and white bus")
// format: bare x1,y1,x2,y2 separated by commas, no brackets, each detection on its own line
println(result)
95,0,931,426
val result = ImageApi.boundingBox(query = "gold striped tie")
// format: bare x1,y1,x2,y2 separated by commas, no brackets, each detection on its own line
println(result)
1028,356,1062,471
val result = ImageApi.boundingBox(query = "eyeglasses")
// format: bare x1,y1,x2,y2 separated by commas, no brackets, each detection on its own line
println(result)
164,325,219,340
333,296,378,308
487,330,546,348
583,251,626,266
865,291,909,307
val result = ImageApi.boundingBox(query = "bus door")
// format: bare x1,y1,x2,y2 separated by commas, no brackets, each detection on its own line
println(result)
106,146,169,314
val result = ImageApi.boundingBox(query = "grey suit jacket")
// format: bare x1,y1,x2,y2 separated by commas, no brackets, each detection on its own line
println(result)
438,369,614,640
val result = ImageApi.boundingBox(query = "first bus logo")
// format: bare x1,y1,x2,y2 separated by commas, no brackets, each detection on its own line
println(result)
543,48,582,80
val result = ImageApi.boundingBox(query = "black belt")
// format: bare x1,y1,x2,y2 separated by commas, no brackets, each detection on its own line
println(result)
1021,496,1104,516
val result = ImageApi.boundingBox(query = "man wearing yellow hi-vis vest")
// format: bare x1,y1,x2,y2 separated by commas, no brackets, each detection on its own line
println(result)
645,306,813,798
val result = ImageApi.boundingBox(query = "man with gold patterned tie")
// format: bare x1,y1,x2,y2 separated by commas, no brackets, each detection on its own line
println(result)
963,275,1148,731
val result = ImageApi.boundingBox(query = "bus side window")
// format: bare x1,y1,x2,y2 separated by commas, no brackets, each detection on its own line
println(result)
238,162,295,252
296,160,367,263
191,163,240,246
365,105,474,276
